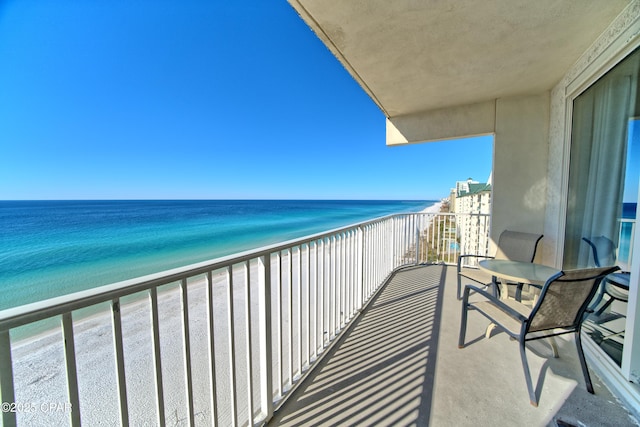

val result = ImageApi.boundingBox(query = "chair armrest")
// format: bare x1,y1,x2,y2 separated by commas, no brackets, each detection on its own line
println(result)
606,272,630,290
459,254,495,260
463,284,529,323
457,254,495,272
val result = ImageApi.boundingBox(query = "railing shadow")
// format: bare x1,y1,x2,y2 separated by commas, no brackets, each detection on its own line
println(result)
268,264,446,426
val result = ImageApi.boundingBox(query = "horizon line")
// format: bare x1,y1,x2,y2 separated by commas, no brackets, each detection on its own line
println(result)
0,197,445,202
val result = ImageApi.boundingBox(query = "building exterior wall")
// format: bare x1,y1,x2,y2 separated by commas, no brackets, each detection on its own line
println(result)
491,93,550,261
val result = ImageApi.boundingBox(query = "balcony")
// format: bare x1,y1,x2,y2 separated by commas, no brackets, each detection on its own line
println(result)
269,264,637,426
0,212,637,426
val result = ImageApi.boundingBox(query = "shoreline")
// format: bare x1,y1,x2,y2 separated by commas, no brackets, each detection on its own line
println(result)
11,201,445,347
420,201,443,214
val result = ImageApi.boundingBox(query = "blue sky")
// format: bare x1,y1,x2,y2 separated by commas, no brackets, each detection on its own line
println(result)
625,119,640,203
0,1,493,201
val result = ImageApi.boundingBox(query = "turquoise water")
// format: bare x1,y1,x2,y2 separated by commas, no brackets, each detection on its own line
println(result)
619,202,637,266
0,200,433,311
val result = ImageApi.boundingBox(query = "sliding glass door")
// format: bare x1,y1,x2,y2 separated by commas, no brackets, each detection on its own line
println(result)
564,48,639,369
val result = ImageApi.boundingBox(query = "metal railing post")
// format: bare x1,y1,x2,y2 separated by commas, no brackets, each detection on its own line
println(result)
415,215,421,265
148,287,165,427
111,299,129,427
358,225,365,308
61,313,81,427
0,331,16,427
258,254,273,421
224,269,238,427
243,261,255,425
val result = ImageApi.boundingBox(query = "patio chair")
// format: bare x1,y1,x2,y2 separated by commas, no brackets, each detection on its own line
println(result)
582,236,630,316
457,230,543,300
458,265,619,406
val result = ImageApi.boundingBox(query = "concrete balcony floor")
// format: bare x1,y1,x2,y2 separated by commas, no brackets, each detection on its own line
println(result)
268,265,639,426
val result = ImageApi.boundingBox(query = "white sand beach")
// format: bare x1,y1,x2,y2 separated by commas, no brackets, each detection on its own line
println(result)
10,266,265,426
420,201,443,214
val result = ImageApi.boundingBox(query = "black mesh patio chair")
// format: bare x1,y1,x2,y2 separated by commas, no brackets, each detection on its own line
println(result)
457,230,543,300
458,266,619,406
582,236,630,316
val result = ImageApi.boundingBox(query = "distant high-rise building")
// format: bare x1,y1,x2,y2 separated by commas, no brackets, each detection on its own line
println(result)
453,176,492,261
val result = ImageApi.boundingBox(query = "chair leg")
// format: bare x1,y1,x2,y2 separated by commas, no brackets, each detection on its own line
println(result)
519,339,538,406
491,277,499,298
575,331,594,394
458,292,469,348
589,283,606,312
485,323,497,339
594,296,614,316
515,283,523,302
547,336,559,358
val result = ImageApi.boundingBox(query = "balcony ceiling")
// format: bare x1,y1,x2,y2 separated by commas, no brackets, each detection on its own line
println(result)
288,0,631,118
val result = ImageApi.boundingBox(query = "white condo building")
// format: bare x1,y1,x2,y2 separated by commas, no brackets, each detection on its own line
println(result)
453,176,492,262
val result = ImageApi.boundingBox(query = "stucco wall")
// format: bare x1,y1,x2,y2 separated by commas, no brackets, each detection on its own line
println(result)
490,93,550,261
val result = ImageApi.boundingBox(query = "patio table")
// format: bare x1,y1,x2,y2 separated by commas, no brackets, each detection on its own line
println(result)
478,259,560,287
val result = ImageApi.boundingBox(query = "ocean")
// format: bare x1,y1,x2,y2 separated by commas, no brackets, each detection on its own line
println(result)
0,200,434,311
619,202,637,267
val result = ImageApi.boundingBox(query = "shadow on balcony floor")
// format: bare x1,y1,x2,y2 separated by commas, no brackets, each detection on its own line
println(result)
268,265,639,427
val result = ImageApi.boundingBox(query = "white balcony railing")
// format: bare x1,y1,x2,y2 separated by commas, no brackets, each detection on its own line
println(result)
0,212,486,427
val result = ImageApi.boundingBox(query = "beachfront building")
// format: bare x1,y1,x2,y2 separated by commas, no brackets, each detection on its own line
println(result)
449,177,477,213
453,177,492,263
447,188,456,212
453,178,492,216
287,0,640,421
